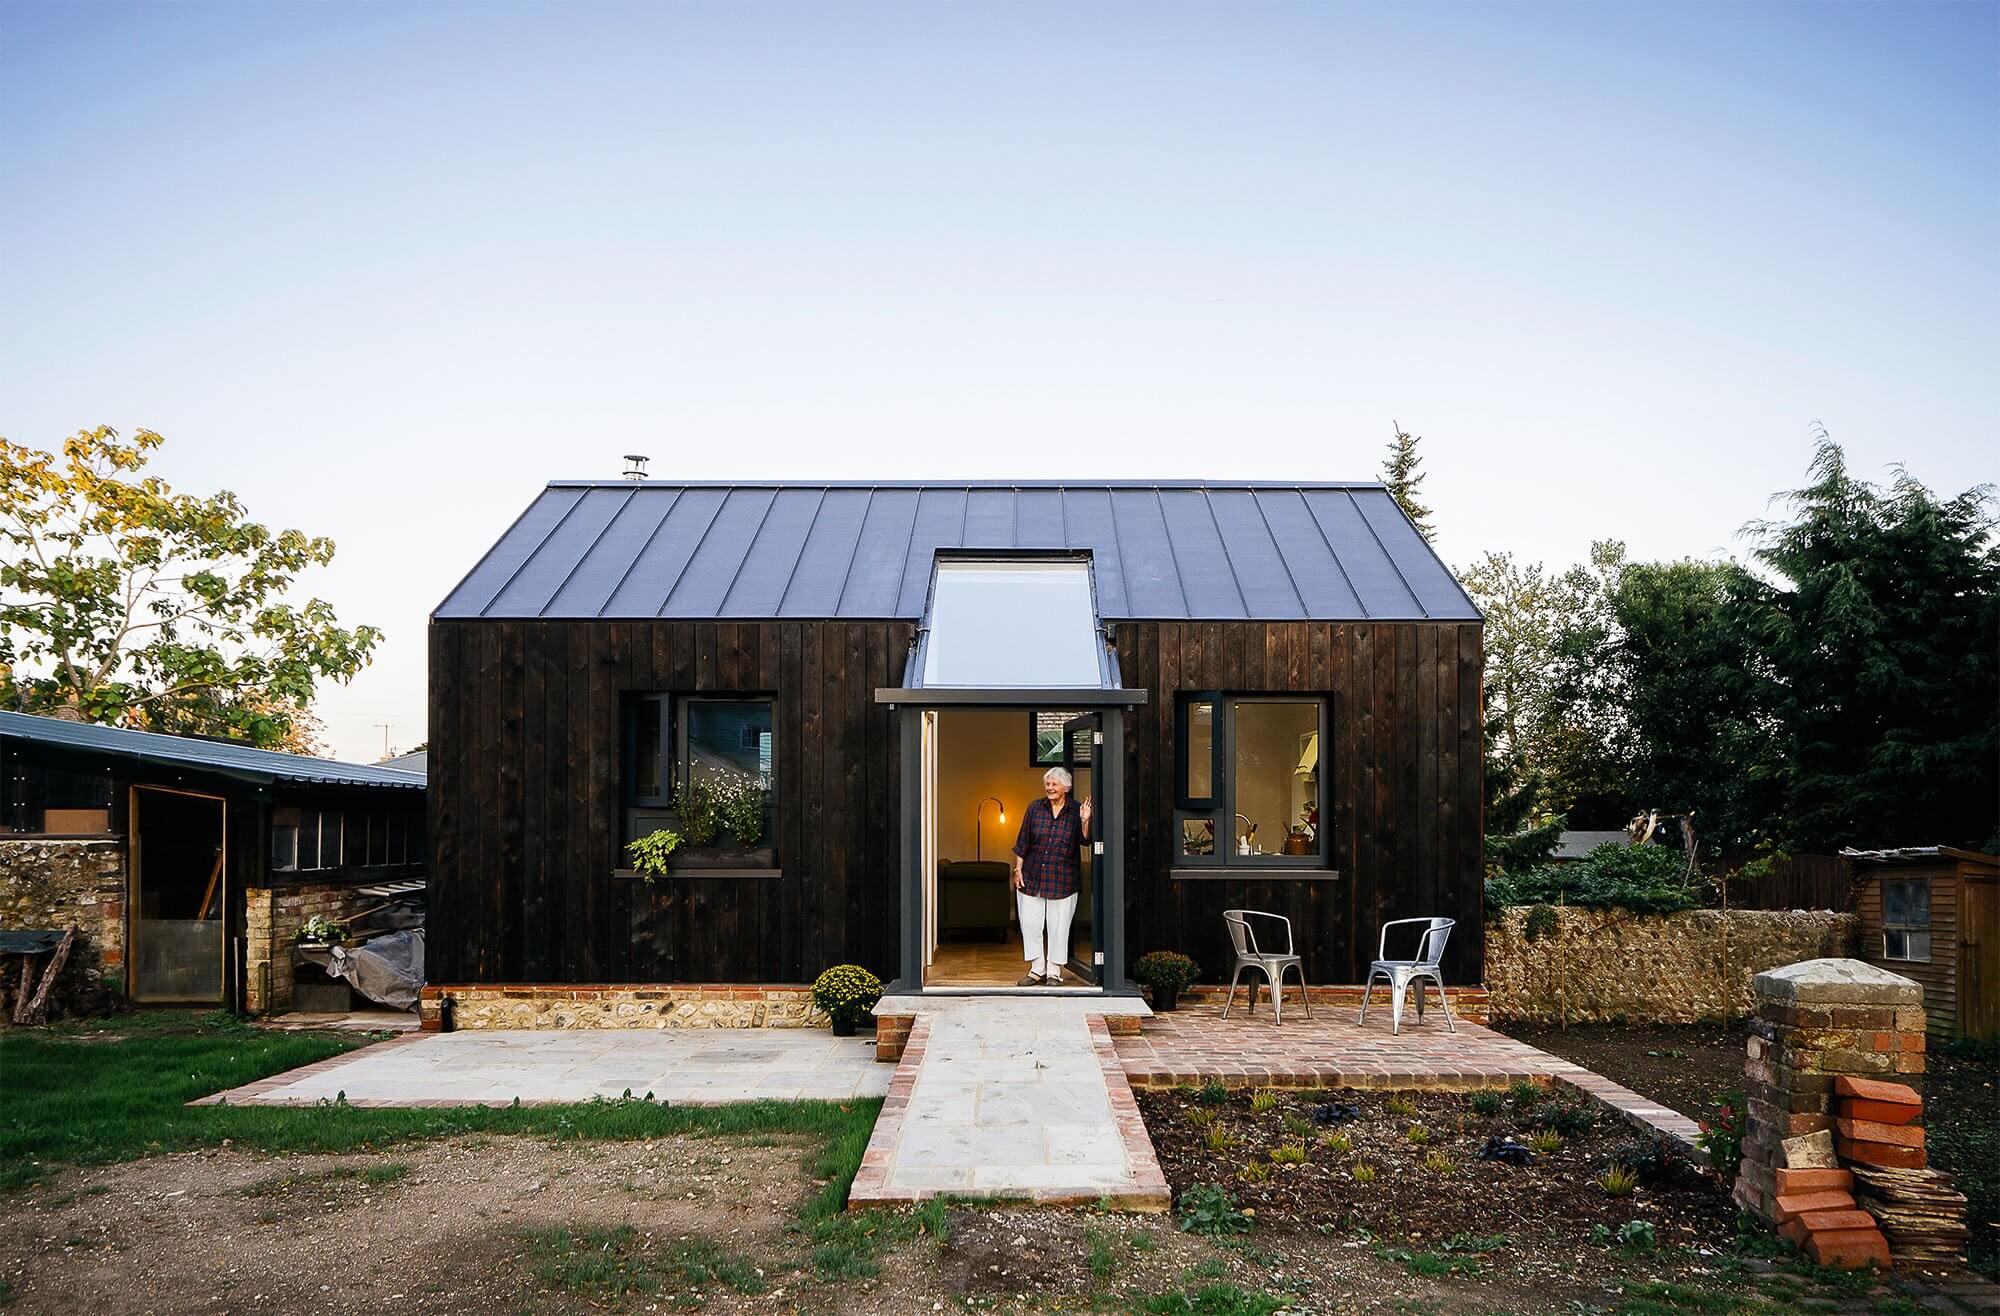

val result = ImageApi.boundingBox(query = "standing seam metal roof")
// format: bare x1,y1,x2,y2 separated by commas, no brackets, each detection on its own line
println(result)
435,481,1481,622
0,711,427,790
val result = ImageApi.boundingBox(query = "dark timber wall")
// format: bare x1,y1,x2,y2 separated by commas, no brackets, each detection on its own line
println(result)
428,618,1483,986
1116,622,1485,986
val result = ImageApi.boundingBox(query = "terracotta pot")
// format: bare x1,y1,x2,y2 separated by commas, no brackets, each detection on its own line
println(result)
1283,833,1313,855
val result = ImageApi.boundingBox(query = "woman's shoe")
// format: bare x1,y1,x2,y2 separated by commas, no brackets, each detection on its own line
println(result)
1016,974,1043,986
1043,973,1066,986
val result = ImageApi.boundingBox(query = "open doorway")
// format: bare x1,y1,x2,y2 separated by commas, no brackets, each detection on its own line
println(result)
921,708,1097,987
129,786,228,1003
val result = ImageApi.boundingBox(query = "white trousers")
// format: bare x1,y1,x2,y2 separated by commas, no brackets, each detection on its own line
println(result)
1017,891,1079,978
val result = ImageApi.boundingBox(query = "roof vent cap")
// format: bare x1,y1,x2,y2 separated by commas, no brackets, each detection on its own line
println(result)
622,454,650,481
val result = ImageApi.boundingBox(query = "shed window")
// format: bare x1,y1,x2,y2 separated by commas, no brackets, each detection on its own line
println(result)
1881,878,1931,963
1174,694,1328,868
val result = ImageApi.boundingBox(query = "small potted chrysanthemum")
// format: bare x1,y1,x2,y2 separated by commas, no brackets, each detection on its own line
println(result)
811,964,883,1036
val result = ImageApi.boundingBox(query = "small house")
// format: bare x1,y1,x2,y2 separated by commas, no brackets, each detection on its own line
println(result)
1845,846,1999,1040
0,711,427,1013
427,479,1486,1007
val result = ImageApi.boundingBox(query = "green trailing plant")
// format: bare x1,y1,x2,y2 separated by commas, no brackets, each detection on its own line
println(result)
1470,1091,1503,1116
1269,1144,1306,1167
1598,1165,1640,1197
1522,904,1560,943
671,777,719,846
623,829,683,883
1238,1160,1270,1184
809,965,882,1028
1175,1184,1252,1237
1249,1091,1278,1114
1133,951,1200,996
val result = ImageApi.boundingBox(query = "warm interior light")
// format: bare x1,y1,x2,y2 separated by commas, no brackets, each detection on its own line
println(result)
999,811,1006,824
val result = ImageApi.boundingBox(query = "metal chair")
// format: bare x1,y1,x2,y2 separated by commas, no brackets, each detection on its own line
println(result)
1357,917,1457,1035
1221,909,1313,1024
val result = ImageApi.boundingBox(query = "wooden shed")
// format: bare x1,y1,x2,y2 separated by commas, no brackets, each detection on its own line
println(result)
428,480,1485,998
1845,846,2000,1040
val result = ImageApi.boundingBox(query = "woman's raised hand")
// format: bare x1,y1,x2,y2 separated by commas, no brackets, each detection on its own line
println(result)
1080,798,1093,829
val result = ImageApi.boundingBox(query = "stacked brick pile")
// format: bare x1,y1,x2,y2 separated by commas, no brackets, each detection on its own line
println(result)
1735,958,1926,1229
1836,1076,1970,1265
1773,1156,1890,1268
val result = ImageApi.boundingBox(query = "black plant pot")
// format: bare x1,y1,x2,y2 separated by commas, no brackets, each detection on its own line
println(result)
1151,984,1180,1013
831,1016,858,1037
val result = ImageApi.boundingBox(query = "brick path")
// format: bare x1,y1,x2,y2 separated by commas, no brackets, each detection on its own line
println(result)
1115,1003,1708,1159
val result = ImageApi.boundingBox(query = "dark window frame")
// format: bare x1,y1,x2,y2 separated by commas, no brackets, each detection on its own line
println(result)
1173,692,1330,870
1881,877,1932,964
622,692,778,854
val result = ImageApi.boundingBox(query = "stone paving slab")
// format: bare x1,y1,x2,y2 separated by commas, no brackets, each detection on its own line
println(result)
194,1028,889,1107
849,1003,1170,1211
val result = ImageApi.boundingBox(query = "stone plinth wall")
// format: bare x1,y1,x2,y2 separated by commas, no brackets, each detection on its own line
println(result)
1486,908,1857,1024
245,884,385,1015
420,984,824,1031
1734,958,1925,1225
0,837,126,986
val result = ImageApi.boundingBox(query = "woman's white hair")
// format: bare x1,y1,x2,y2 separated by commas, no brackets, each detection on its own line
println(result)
1042,766,1074,791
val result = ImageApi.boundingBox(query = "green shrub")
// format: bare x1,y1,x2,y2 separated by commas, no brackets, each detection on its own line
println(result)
671,777,719,846
1486,843,1702,915
1528,1130,1563,1155
1133,951,1200,995
1197,1081,1229,1106
1176,1184,1252,1236
1598,1165,1639,1196
809,965,882,1026
1470,1091,1503,1116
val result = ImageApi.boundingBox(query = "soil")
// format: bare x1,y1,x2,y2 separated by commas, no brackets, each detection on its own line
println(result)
1136,1085,1743,1303
1497,1019,1749,1120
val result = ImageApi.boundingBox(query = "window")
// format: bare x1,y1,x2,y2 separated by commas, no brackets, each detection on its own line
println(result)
367,812,389,866
622,694,777,851
1882,878,1931,963
271,807,299,872
918,557,1107,688
1175,694,1327,868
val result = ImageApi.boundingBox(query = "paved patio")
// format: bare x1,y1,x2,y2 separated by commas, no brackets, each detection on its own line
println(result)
195,1028,890,1107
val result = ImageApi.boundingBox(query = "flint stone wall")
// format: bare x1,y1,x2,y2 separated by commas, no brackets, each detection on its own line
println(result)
0,837,126,982
420,984,823,1030
1486,908,1857,1024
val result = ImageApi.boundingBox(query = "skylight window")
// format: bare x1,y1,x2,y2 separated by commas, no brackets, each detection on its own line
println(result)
918,557,1107,688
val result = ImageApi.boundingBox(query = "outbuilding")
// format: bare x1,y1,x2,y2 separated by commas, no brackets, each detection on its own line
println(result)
1845,846,1999,1040
0,711,427,1014
427,480,1484,1015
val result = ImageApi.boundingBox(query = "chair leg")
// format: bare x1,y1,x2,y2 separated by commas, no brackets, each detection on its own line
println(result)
1268,969,1282,1026
1222,963,1245,1019
1389,974,1405,1036
1357,971,1377,1026
1287,962,1313,1019
1431,976,1458,1034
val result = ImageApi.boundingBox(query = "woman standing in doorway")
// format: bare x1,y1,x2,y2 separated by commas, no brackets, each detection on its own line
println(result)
1011,766,1091,985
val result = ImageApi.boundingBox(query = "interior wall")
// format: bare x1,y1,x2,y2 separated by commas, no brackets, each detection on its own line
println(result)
935,709,1066,864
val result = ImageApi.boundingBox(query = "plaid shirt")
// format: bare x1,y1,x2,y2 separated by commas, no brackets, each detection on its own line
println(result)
1012,797,1090,899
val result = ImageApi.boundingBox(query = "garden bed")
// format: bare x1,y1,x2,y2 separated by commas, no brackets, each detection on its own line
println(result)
1137,1085,1735,1266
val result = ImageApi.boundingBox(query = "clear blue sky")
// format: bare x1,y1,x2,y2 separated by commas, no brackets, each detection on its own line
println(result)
3,2,1993,761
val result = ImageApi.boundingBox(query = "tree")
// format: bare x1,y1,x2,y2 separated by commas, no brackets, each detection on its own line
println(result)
1482,710,1565,876
1460,540,1629,823
0,427,381,750
1381,422,1436,543
1610,558,1778,855
1735,437,1999,851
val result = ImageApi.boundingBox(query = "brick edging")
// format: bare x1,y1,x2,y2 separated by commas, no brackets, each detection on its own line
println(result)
1085,1015,1173,1211
1546,1064,1711,1165
188,1032,431,1107
848,1015,929,1208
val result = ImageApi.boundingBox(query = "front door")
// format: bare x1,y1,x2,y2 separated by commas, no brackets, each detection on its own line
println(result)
1062,713,1105,985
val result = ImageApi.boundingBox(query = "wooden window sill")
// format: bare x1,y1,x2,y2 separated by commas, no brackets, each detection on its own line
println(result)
611,867,784,881
1170,868,1343,881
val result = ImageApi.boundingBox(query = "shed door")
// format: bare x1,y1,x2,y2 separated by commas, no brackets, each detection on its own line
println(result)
129,786,228,1003
1964,876,1998,1041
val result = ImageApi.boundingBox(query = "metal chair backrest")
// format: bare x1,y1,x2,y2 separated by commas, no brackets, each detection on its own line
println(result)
1377,917,1454,968
1224,909,1293,959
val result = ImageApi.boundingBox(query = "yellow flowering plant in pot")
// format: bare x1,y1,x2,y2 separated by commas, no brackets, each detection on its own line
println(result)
811,964,883,1036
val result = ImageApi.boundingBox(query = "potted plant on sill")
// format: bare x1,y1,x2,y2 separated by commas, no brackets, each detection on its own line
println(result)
293,915,347,947
1133,950,1199,1013
811,964,882,1037
624,828,683,883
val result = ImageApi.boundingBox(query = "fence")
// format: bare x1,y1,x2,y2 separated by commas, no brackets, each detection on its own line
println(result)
1729,853,1853,911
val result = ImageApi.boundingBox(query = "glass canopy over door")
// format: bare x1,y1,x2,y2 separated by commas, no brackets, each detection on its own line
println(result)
914,556,1113,689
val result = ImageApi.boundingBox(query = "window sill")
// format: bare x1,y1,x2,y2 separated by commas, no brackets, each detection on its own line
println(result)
1171,867,1342,881
611,867,784,881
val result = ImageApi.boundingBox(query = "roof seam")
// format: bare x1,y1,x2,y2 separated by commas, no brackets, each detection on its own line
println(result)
772,488,829,616
432,485,565,620
596,488,684,618
1199,489,1253,618
478,487,590,618
1248,489,1311,618
653,491,731,618
1149,488,1195,617
716,486,783,615
1345,489,1428,619
1297,488,1366,617
544,484,639,617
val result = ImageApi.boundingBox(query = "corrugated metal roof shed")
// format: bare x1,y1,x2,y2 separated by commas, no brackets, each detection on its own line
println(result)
0,711,426,790
435,481,1481,622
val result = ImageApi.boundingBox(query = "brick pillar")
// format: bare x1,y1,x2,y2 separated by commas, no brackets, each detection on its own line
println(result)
242,887,280,1015
1737,958,1925,1223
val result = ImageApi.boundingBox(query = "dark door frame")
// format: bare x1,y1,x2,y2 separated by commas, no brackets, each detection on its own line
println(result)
882,690,1141,995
